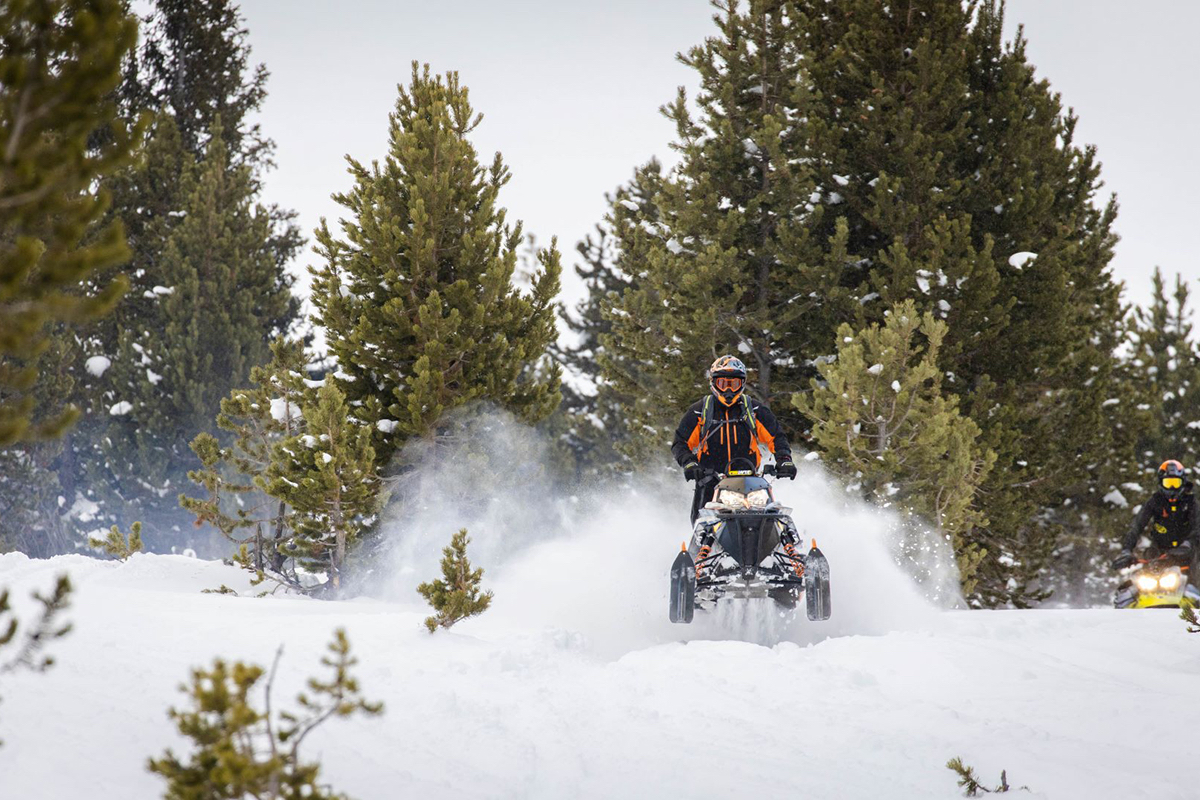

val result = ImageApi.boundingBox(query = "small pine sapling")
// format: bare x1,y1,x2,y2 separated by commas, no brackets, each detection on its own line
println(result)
417,529,493,632
181,338,311,588
946,757,1023,795
265,383,379,592
0,575,73,675
1181,604,1200,633
0,574,72,746
91,521,143,560
148,628,382,800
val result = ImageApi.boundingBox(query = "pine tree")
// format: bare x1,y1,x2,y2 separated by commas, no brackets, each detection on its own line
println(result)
265,383,379,591
148,629,382,800
120,0,302,296
55,0,302,552
132,0,271,165
185,348,379,594
599,0,852,460
82,121,297,547
547,163,662,477
796,301,994,595
780,0,1125,605
417,528,493,632
309,63,561,473
91,0,304,366
181,337,311,580
1128,269,1200,466
587,2,1125,602
1043,269,1200,604
1041,309,1150,605
0,0,141,445
0,333,81,556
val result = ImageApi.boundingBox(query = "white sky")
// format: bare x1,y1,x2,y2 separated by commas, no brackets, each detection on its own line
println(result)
239,0,1200,315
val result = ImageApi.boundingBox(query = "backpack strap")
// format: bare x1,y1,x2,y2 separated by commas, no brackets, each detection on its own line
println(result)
742,395,757,433
694,394,758,457
699,395,715,448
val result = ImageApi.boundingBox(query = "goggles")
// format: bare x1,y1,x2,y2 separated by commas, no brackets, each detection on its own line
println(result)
712,376,744,393
1163,477,1183,490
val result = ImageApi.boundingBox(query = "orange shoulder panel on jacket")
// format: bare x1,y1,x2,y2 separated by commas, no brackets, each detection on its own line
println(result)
687,418,703,454
756,419,776,453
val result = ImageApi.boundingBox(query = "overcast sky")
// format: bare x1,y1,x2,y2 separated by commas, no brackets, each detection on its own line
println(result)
239,0,1200,314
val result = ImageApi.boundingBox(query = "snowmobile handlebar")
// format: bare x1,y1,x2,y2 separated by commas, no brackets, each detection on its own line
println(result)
1112,551,1192,572
697,463,777,487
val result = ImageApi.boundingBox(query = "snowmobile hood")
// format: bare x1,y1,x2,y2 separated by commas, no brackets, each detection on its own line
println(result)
714,474,772,495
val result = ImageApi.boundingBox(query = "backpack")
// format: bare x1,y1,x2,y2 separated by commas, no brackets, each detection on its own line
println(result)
696,394,758,455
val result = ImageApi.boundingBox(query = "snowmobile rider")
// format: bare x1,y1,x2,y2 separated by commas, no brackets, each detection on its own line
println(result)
672,355,796,524
1111,459,1200,572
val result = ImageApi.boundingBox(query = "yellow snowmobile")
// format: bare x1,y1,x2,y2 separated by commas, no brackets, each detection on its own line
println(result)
1114,554,1200,609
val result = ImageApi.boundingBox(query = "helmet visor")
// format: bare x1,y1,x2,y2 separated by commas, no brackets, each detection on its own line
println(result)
713,376,744,393
1163,477,1183,490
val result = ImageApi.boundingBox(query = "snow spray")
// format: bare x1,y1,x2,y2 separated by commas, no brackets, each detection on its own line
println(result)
370,408,960,657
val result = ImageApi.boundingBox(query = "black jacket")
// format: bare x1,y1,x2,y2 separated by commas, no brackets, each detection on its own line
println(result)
1124,479,1200,551
671,395,791,474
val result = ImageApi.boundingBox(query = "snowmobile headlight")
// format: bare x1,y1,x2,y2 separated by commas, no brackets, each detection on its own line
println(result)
717,489,746,507
1136,574,1159,592
1158,571,1181,590
746,489,771,508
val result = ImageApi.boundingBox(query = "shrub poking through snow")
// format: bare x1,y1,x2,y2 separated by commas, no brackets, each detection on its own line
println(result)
417,529,493,632
946,757,1022,795
91,521,143,561
0,575,72,675
148,628,381,799
1181,605,1200,634
0,574,72,745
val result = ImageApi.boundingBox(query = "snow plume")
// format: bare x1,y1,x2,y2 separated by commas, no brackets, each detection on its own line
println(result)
370,408,957,657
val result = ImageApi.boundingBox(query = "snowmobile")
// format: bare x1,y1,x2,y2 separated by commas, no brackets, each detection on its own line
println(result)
669,464,831,624
1114,553,1200,609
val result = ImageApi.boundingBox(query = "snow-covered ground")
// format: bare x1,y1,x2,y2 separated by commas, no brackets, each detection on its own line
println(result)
2,467,1198,799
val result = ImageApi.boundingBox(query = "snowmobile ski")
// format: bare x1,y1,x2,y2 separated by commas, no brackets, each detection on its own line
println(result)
670,548,696,623
805,544,831,621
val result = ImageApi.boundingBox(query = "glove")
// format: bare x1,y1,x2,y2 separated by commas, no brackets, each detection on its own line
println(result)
683,462,701,482
1111,551,1135,570
1170,541,1194,558
775,460,797,480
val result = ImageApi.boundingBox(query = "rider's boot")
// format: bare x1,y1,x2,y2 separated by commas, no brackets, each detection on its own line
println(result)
778,518,805,577
690,522,717,578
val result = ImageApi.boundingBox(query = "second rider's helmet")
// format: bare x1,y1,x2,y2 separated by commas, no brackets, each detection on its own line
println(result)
708,355,747,407
1158,459,1186,493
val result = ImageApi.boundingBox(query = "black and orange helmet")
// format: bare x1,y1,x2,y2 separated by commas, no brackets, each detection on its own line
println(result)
708,355,747,406
1158,459,1185,492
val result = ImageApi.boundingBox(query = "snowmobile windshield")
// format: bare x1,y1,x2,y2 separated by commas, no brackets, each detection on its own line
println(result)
712,475,774,510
